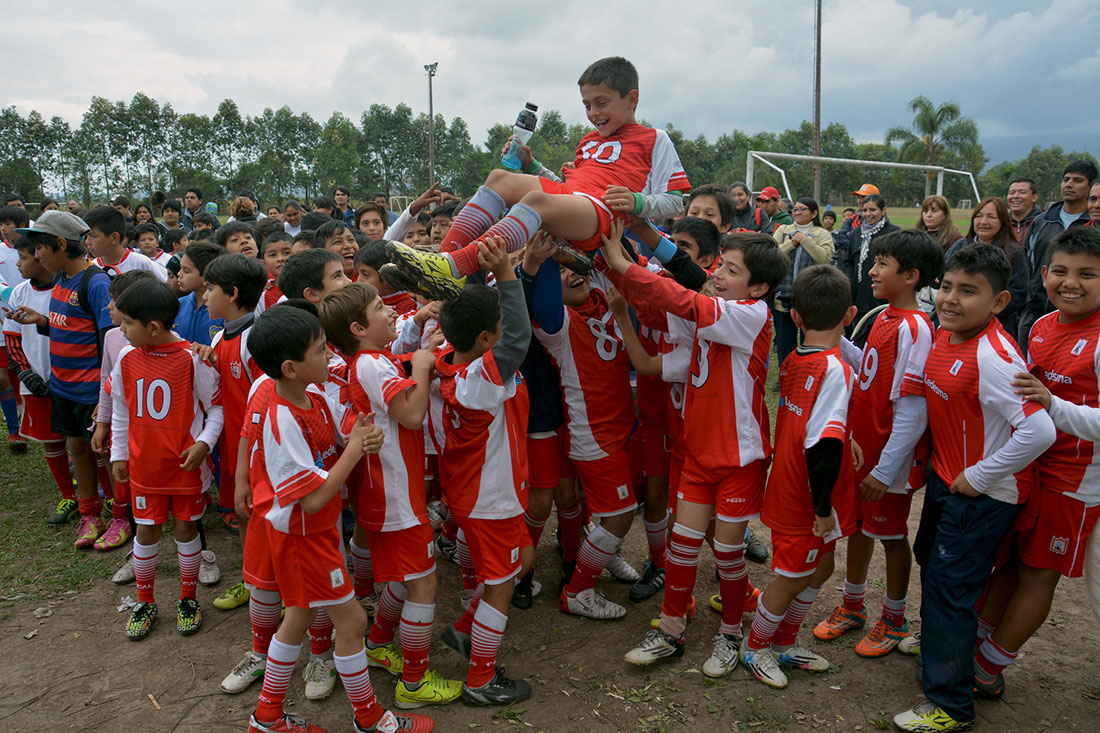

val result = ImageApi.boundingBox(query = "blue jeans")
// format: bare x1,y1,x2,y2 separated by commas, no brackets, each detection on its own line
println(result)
914,471,1018,722
772,307,799,370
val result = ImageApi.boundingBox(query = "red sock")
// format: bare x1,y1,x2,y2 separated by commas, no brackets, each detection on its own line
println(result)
456,531,478,591
95,458,113,501
556,501,584,564
454,584,484,635
77,496,102,517
176,536,201,600
43,442,75,500
643,515,668,570
975,637,1017,677
249,589,282,655
441,508,459,542
660,524,705,622
449,203,542,276
468,601,508,688
440,186,506,254
133,539,159,604
334,649,383,730
367,583,406,647
112,479,131,519
399,601,434,685
349,539,374,599
309,610,333,656
882,596,907,627
713,540,748,635
254,639,299,723
772,586,820,648
565,524,620,595
524,510,547,549
746,598,785,651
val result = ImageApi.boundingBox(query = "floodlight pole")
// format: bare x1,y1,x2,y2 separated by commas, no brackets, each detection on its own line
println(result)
812,0,822,201
425,62,439,186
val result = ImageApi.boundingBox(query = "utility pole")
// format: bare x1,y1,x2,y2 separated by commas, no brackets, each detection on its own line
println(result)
812,0,822,201
425,62,439,186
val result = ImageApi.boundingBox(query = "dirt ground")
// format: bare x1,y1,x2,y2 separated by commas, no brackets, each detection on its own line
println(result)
2,499,1099,733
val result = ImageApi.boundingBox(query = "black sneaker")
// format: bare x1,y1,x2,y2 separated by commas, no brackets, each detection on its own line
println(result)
461,668,531,706
176,597,202,636
512,570,535,610
125,601,158,641
558,560,576,595
552,243,593,276
744,525,770,564
47,498,79,525
441,624,471,658
629,560,666,602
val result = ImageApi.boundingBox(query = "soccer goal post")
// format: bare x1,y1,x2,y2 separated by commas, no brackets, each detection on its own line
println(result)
746,150,981,204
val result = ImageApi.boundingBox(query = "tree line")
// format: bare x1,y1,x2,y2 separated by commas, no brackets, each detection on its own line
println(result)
0,93,1092,211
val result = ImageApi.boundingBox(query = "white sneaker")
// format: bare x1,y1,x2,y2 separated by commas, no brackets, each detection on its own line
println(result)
703,633,741,678
303,655,337,700
624,628,684,665
426,500,446,531
112,554,135,585
740,646,788,689
561,587,626,620
604,549,640,583
530,579,542,598
199,549,221,586
774,644,830,671
898,630,921,656
221,651,266,693
458,588,475,607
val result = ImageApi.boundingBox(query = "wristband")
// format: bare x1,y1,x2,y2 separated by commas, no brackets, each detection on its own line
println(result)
631,192,645,215
652,235,677,264
523,157,542,175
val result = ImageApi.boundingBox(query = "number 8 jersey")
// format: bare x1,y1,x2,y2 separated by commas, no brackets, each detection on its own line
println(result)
109,340,224,494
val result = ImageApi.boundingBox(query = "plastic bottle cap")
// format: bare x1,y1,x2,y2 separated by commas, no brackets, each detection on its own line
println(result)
525,103,538,112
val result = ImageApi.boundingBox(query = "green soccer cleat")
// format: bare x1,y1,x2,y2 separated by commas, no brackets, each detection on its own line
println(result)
126,601,158,641
384,241,465,301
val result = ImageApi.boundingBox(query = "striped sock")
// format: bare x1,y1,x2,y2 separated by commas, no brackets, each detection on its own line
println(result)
976,616,996,645
643,514,668,570
659,523,705,637
842,579,866,612
308,609,333,657
713,540,748,637
334,648,383,730
349,539,374,599
441,507,459,541
524,510,547,549
565,524,621,596
745,598,785,651
367,582,407,647
449,203,543,276
133,539,159,604
176,536,201,600
457,529,478,591
882,595,907,627
254,639,299,723
468,601,508,688
248,588,282,655
400,601,435,685
975,637,1017,677
43,442,75,500
772,586,821,649
454,583,484,635
441,185,506,253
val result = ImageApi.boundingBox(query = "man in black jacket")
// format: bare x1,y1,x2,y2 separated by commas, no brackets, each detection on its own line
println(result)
1006,178,1042,245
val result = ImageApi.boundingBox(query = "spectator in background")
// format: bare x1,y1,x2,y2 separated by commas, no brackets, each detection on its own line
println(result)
1006,178,1042,245
821,210,836,233
3,194,25,209
1019,159,1099,347
728,182,770,232
371,192,399,225
110,195,132,223
311,195,335,217
333,186,355,226
266,205,283,221
779,198,793,213
757,186,792,230
283,200,303,236
354,202,387,241
181,187,219,231
161,199,185,231
916,195,963,252
944,197,1028,341
39,197,58,214
1088,181,1100,227
66,200,81,214
838,183,879,237
841,193,898,324
229,196,258,225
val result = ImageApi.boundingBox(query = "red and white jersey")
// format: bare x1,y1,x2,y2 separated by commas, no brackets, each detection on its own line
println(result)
210,324,257,477
534,272,634,461
243,375,276,517
907,320,1041,505
1028,308,1100,502
109,340,223,494
324,348,350,426
0,241,23,293
149,250,172,266
95,249,168,282
436,348,530,519
2,280,52,394
347,349,427,532
849,306,934,492
262,388,342,535
383,290,418,319
564,124,690,200
763,347,855,535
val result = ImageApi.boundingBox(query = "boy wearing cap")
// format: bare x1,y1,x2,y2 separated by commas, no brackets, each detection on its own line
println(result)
12,211,115,548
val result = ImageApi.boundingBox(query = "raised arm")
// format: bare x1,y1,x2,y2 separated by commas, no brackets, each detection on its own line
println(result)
479,237,531,381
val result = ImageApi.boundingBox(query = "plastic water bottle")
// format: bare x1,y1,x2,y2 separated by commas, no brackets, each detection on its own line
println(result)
501,103,539,171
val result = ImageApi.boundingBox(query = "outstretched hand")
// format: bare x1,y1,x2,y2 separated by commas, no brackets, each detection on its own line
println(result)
410,182,443,216
477,236,515,281
600,219,632,273
522,231,558,275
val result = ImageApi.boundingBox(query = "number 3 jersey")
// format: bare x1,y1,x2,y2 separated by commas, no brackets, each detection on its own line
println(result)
847,306,933,492
109,340,224,494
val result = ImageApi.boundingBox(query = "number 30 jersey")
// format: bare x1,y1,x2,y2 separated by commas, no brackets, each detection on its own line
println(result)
109,340,224,494
848,306,933,492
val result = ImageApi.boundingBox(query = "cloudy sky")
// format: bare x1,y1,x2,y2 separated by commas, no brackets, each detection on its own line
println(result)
2,0,1097,170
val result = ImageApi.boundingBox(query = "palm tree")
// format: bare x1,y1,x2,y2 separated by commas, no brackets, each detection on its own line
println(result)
885,96,980,198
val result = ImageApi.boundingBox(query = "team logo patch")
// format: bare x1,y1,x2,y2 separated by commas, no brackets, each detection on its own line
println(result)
68,290,80,306
330,567,345,588
230,361,242,379
135,495,146,510
616,484,629,500
510,546,519,564
210,325,222,340
1050,536,1069,555
1072,339,1088,356
805,548,819,564
427,541,434,559
949,359,964,376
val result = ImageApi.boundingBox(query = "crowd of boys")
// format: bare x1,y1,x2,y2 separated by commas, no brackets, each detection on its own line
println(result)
0,55,1098,733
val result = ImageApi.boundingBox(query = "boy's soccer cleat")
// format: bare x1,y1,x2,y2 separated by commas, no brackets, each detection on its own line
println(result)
112,554,135,585
384,242,465,301
629,560,666,602
893,700,975,732
560,587,627,620
394,669,463,708
219,510,240,532
740,646,788,689
221,650,267,693
379,263,441,302
74,515,106,548
303,655,337,700
624,628,685,665
176,597,202,635
553,242,593,276
365,641,404,675
604,548,640,583
708,585,761,615
461,668,532,706
93,517,131,551
973,666,1005,700
812,604,866,641
441,625,472,658
249,712,327,733
855,617,908,658
744,526,769,563
774,644,831,671
702,633,741,678
8,434,27,453
213,581,251,610
435,535,457,564
353,709,435,732
47,498,79,525
125,601,158,640
650,595,696,629
199,549,221,586
898,631,922,656
511,571,537,610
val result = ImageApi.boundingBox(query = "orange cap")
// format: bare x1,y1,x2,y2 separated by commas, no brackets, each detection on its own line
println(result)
852,184,880,197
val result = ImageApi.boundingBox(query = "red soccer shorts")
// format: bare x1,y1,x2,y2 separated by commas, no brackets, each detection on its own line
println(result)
1017,489,1100,578
637,375,671,478
571,446,636,517
365,524,436,583
20,393,62,442
268,525,354,608
536,178,625,251
527,429,574,490
858,490,915,540
677,460,766,522
771,530,836,578
455,513,529,585
243,514,278,592
132,491,206,526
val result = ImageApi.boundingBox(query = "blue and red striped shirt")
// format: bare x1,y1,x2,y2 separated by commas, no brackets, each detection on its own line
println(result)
49,267,112,404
